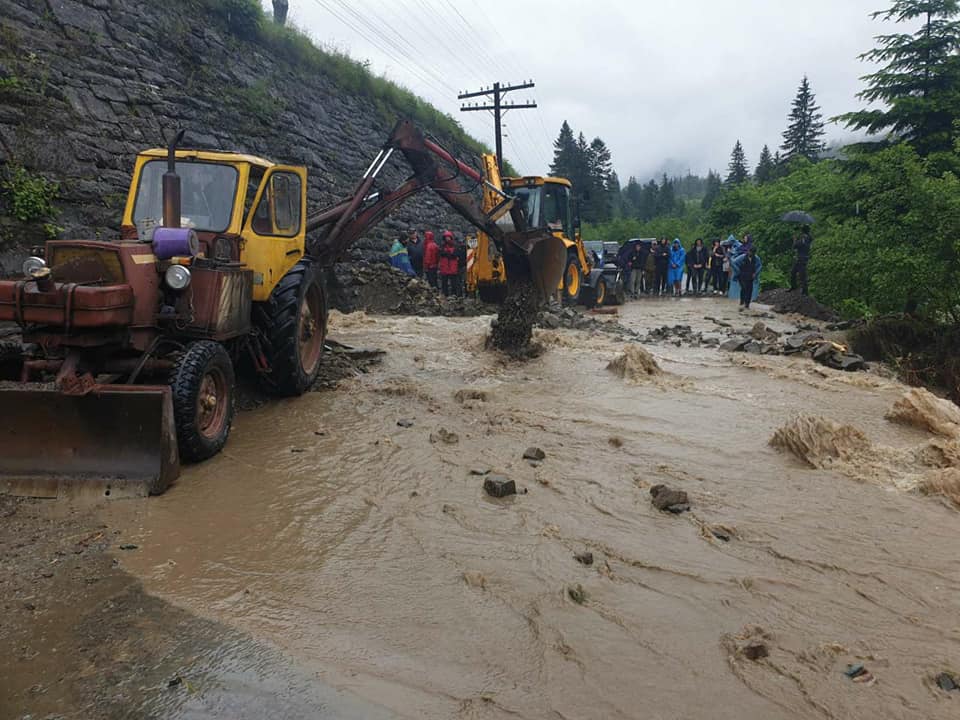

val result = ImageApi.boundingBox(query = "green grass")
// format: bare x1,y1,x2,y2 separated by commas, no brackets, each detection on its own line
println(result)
186,0,495,162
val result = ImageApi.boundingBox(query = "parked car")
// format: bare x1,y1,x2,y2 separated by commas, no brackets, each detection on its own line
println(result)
582,241,626,306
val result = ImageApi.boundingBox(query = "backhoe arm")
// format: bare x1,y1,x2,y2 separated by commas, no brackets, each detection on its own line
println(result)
306,119,517,265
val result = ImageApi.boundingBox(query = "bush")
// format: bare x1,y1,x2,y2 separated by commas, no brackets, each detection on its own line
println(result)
1,165,59,222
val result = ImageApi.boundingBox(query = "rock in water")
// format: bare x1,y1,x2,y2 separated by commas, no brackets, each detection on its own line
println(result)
484,475,516,498
574,551,594,566
720,337,749,352
649,484,690,512
523,446,546,461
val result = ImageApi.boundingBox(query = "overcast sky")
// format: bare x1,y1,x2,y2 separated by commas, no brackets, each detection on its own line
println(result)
272,0,892,181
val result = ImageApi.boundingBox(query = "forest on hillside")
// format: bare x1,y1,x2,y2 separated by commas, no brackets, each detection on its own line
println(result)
561,0,960,323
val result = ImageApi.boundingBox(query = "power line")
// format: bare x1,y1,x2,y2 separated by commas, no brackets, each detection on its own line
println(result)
459,81,538,173
309,0,454,98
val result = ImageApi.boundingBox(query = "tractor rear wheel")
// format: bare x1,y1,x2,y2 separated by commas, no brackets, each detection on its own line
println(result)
257,259,328,397
562,253,582,305
170,340,235,462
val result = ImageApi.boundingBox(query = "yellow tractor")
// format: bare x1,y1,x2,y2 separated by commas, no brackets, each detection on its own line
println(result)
467,156,608,306
0,121,565,497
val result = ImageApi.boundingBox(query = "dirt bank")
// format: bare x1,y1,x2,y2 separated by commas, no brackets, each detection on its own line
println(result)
5,298,960,719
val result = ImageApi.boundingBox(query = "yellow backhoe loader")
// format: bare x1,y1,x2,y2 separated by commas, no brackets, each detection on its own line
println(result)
467,155,621,307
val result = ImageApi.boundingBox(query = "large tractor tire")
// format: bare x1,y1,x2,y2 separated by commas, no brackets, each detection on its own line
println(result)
562,253,582,305
256,259,328,397
170,340,236,462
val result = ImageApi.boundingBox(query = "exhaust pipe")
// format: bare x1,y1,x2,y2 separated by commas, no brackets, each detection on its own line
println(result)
162,129,186,229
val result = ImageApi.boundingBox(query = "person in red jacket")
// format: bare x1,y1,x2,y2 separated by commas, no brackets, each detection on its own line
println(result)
438,230,460,297
423,230,439,289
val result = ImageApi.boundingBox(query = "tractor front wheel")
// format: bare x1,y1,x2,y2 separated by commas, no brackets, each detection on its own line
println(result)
257,259,328,397
170,340,235,462
562,253,582,305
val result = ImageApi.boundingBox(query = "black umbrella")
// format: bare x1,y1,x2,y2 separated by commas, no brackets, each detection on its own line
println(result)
781,210,815,224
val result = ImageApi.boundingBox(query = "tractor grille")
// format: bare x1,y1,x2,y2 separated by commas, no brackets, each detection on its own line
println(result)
49,246,125,284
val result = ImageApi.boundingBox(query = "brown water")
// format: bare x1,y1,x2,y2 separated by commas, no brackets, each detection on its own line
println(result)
104,298,960,719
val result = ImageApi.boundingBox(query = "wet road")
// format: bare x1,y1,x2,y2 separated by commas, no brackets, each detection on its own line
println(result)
103,298,960,719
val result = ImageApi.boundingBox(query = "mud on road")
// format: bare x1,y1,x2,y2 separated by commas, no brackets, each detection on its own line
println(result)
4,298,960,719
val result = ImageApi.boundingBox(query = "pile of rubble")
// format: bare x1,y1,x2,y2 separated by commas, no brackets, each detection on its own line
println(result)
537,306,640,340
327,262,496,317
720,322,866,371
642,324,721,348
756,288,839,322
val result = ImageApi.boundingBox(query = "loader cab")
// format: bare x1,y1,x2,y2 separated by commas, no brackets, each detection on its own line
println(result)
506,177,575,240
504,176,592,304
123,149,308,302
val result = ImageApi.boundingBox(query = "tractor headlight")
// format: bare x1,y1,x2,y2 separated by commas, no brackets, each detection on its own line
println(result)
22,256,46,277
164,265,191,291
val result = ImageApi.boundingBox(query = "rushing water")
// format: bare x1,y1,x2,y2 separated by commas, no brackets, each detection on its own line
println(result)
104,298,960,719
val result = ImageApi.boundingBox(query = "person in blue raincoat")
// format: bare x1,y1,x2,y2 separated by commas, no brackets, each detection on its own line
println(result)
667,238,686,296
729,246,762,306
389,236,417,277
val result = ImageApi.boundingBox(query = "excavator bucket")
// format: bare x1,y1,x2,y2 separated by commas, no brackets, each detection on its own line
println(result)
525,233,567,301
503,230,567,301
0,384,180,499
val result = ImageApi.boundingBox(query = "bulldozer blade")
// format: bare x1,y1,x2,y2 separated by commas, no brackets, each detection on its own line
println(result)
0,384,180,500
506,230,566,301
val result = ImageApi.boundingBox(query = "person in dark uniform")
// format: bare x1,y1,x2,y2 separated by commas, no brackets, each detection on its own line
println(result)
407,229,424,277
654,238,670,296
791,225,813,295
738,246,759,310
689,238,708,294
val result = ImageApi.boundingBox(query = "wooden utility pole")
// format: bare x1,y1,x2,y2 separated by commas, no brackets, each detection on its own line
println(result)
459,81,537,173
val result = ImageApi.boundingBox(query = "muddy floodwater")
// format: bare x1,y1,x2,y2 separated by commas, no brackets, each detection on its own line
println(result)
13,298,960,719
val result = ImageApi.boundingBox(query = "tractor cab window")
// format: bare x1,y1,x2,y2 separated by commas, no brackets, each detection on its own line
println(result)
250,171,302,237
511,184,571,237
133,160,238,233
541,183,570,236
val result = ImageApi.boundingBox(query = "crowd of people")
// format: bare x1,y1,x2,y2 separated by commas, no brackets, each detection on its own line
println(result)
388,225,813,312
389,229,468,297
616,231,805,310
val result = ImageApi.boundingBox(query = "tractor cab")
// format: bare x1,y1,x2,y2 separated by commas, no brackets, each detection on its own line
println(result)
122,149,308,302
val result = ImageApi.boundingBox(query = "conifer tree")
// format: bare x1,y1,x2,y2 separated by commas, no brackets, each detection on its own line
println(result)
837,0,960,154
781,76,826,161
726,141,749,185
754,145,776,183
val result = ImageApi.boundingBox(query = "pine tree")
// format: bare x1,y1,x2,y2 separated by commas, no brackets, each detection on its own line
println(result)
623,176,643,217
781,76,826,161
701,170,723,210
549,121,579,180
607,171,623,218
654,174,675,215
726,141,749,185
754,145,776,183
836,0,960,155
639,180,659,221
